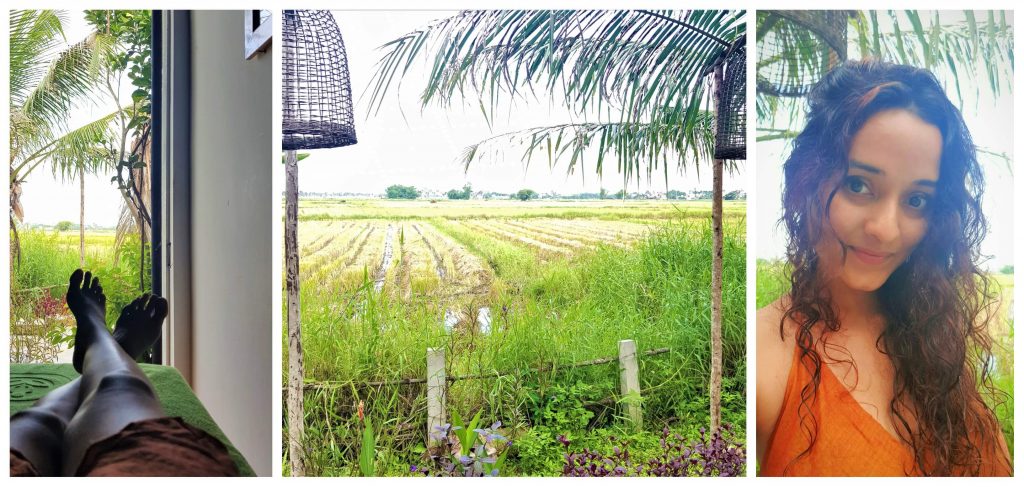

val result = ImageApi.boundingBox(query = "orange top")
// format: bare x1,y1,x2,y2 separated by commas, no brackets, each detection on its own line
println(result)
761,346,1011,476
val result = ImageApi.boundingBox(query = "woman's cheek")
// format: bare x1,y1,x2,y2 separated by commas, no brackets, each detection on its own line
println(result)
902,216,929,253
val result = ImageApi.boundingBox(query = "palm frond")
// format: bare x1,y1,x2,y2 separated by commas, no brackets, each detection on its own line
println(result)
367,10,743,125
16,32,113,133
366,9,745,185
9,10,68,105
12,110,119,183
757,10,1013,133
459,109,722,187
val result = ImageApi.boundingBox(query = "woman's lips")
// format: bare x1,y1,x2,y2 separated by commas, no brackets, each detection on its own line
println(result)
849,246,892,265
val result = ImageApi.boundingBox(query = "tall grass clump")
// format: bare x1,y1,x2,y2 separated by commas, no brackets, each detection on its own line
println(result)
11,228,151,334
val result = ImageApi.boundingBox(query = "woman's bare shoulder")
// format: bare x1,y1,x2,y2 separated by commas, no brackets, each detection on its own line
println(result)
756,296,797,461
757,296,794,350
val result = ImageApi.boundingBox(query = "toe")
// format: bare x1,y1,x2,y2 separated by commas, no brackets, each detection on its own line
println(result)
69,269,84,290
82,271,93,289
153,297,169,320
121,302,136,319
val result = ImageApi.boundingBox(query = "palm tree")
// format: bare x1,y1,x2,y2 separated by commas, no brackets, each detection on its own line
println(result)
756,10,1013,137
367,9,745,431
9,9,115,263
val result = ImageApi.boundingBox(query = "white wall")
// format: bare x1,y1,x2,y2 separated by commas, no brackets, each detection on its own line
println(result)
189,11,272,477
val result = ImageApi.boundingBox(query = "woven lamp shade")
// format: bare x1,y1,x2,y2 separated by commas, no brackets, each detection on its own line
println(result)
715,37,746,161
282,10,357,150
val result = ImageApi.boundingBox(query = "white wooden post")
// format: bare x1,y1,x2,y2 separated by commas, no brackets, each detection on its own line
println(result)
618,339,642,428
426,347,447,446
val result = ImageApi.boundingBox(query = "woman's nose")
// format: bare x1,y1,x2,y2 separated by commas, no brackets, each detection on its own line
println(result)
863,199,901,244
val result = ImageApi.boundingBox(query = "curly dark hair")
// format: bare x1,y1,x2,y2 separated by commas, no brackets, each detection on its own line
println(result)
779,59,1008,475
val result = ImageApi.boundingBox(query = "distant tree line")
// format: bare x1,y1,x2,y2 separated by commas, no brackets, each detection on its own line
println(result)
385,184,420,199
513,189,538,201
446,184,472,200
381,183,746,201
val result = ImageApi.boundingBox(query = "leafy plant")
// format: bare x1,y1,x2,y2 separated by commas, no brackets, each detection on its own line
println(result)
358,416,376,476
561,424,746,477
526,382,596,431
412,411,510,477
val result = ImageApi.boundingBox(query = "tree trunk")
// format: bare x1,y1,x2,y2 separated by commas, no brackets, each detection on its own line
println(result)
709,64,725,433
710,158,724,433
139,214,146,291
285,150,306,476
79,166,85,268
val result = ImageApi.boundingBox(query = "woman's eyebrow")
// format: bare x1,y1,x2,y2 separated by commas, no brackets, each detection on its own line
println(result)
849,160,882,174
850,160,937,187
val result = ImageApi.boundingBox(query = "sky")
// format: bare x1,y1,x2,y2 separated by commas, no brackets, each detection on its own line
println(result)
300,11,746,197
755,11,1014,271
23,10,746,227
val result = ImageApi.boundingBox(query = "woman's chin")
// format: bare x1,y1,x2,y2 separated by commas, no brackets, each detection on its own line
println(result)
838,273,889,293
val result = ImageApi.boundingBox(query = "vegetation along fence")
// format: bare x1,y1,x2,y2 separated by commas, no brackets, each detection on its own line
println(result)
293,339,670,441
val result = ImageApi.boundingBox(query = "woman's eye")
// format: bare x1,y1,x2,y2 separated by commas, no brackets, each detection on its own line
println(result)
907,194,930,210
844,177,869,194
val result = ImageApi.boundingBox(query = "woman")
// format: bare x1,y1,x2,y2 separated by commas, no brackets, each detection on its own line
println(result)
757,60,1011,476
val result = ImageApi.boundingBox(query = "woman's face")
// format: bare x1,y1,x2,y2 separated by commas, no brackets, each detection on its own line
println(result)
816,108,942,293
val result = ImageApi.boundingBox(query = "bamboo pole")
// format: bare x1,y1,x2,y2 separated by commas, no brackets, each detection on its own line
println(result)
709,63,725,433
285,150,305,476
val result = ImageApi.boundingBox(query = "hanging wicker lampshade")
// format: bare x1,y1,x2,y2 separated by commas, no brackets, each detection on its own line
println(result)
282,10,357,150
715,36,746,161
756,10,851,98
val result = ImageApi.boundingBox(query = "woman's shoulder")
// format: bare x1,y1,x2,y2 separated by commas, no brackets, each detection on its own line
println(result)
757,296,796,350
756,296,798,462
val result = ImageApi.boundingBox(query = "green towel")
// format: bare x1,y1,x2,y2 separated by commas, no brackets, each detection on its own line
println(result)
11,363,255,476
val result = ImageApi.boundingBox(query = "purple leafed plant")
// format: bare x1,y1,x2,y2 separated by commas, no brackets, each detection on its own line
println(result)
411,422,510,477
561,424,745,477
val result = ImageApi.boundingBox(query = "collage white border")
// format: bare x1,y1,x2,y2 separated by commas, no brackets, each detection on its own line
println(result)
1,0,1020,483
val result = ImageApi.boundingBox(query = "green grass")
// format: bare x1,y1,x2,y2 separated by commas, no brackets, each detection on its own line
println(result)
286,215,746,476
10,228,151,362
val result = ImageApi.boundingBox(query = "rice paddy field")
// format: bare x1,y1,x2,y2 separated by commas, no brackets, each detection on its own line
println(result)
286,198,747,476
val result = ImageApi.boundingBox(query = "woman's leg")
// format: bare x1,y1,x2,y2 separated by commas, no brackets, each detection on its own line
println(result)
10,381,80,476
61,270,169,475
10,285,167,476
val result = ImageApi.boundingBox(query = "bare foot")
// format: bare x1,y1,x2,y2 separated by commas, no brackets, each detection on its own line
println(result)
66,269,107,373
113,294,168,360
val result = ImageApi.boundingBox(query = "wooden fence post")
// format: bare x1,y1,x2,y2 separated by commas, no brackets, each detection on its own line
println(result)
426,347,446,446
618,339,642,428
